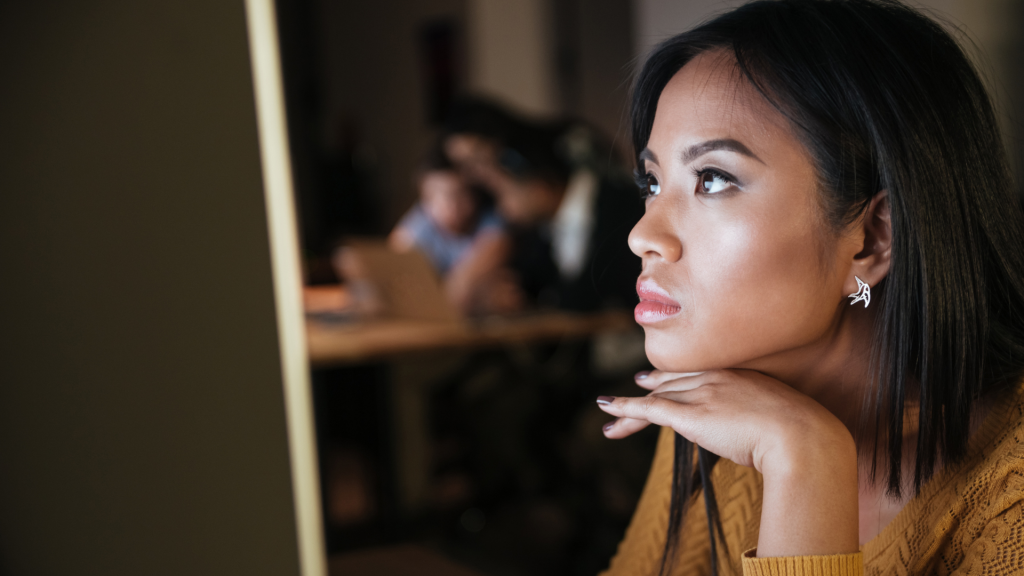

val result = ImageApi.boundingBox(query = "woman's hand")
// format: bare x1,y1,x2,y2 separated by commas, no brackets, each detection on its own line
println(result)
598,369,860,558
599,369,846,472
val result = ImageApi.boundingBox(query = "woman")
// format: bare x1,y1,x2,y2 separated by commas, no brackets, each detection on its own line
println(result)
596,1,1024,574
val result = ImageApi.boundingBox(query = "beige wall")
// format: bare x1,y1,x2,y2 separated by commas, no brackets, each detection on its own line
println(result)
920,0,1024,179
467,0,559,117
632,0,743,58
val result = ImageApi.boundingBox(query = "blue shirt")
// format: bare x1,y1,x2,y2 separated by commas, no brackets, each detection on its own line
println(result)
397,204,504,274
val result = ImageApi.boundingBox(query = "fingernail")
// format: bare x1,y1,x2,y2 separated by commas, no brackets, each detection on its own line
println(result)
596,396,615,406
603,420,617,432
635,371,651,380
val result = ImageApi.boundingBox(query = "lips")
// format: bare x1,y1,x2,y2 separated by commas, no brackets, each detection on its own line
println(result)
635,278,682,325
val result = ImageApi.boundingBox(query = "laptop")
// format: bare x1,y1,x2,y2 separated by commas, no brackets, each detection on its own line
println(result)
332,239,461,324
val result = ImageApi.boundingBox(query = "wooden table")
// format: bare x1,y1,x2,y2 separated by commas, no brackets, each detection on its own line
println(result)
307,310,636,366
304,285,641,522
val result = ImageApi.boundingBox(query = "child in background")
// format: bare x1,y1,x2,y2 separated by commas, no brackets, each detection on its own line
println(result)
389,148,518,314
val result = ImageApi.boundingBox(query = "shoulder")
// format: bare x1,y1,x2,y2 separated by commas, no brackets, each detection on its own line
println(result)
397,203,434,237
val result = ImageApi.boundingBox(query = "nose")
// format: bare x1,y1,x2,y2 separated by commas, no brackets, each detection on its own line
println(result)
628,208,682,262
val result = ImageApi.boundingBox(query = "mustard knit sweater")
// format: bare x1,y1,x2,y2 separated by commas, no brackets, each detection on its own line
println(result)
601,381,1024,576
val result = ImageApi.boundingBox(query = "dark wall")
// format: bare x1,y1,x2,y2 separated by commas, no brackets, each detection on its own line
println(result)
314,0,468,233
0,3,303,575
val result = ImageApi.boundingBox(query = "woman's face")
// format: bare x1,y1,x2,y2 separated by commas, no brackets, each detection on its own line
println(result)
630,50,860,373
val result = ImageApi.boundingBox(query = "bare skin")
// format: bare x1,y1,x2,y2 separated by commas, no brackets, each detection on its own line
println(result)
596,50,904,556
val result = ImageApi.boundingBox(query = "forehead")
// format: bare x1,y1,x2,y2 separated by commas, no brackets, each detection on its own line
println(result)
423,171,467,191
648,50,796,159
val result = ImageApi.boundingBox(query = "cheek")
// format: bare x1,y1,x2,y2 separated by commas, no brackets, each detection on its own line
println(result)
697,217,814,305
646,207,837,370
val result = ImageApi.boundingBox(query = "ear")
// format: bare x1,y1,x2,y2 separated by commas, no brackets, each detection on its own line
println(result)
845,190,891,299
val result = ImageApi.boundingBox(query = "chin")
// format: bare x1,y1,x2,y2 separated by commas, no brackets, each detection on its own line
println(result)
644,336,706,373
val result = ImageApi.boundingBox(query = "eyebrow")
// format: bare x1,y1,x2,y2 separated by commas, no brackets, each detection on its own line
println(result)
639,139,763,166
682,139,763,164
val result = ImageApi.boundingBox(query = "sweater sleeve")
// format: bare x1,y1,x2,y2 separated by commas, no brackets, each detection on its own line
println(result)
741,549,863,576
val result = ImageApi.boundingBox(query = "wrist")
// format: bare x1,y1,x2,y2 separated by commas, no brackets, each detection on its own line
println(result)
756,418,859,557
763,418,856,479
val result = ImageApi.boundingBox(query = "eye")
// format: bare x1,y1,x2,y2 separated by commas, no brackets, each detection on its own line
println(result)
696,169,733,195
635,172,661,199
648,176,661,197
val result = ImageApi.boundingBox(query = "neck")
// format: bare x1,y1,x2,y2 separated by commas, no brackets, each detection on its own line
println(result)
745,304,877,436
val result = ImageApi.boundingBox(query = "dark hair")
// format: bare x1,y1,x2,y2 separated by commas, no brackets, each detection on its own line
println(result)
443,95,521,144
415,142,492,211
630,0,1024,572
418,142,458,174
443,95,574,185
499,121,574,185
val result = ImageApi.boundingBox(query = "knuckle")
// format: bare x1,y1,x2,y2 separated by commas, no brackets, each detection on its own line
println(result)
641,396,671,421
640,395,659,412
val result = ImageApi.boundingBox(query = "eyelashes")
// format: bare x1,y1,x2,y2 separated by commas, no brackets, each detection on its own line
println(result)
635,167,739,199
635,171,661,199
696,168,734,194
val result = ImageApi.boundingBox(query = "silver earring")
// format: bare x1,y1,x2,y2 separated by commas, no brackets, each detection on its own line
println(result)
848,276,870,308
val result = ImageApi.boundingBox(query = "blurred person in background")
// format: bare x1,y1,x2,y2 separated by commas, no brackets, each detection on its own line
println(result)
443,98,644,312
389,146,517,314
442,97,519,189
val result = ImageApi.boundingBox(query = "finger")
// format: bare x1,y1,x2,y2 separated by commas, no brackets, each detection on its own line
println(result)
597,395,699,436
601,416,651,439
634,369,705,391
650,374,710,394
